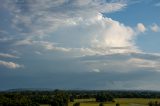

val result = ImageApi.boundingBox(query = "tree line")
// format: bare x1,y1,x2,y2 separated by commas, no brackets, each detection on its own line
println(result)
1,90,160,106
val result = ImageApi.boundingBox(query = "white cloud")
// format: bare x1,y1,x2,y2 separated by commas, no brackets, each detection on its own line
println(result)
150,24,160,32
15,39,71,52
34,51,42,55
0,60,22,69
42,42,71,52
91,15,138,54
92,68,100,73
0,53,19,58
4,0,127,38
3,0,151,56
137,23,146,33
14,13,142,56
2,0,151,55
31,41,70,52
15,38,33,46
5,0,144,55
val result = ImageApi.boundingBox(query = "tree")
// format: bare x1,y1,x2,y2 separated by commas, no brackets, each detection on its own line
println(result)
96,93,114,102
70,96,74,102
50,90,69,106
116,103,120,106
73,102,80,106
155,101,158,106
99,103,104,106
148,101,153,106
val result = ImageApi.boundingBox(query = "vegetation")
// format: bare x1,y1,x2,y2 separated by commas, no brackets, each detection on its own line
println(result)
99,103,104,106
70,96,74,102
1,90,160,106
116,103,120,106
73,102,80,106
96,92,114,102
50,90,69,106
0,93,39,106
148,101,160,106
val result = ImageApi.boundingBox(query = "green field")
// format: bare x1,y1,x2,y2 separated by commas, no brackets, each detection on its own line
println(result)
68,98,160,106
40,98,160,106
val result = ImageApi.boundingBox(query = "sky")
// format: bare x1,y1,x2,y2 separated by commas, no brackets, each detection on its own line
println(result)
0,0,160,91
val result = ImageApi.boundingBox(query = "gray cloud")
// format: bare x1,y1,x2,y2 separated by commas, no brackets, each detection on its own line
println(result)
0,53,19,58
79,52,160,73
1,70,160,90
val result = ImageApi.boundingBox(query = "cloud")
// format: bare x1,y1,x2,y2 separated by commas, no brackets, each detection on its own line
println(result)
41,41,71,52
3,0,127,38
2,0,159,71
0,60,22,69
128,58,160,70
13,14,143,56
90,15,139,54
0,37,13,42
0,29,13,42
34,51,42,55
14,13,142,56
0,29,8,35
4,0,145,56
92,68,100,73
136,23,146,33
15,39,71,52
155,2,160,7
0,53,21,70
80,52,160,73
0,53,19,58
14,38,33,46
150,24,160,32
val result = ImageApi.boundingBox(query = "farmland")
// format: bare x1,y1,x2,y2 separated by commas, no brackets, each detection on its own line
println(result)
69,98,160,106
40,98,160,106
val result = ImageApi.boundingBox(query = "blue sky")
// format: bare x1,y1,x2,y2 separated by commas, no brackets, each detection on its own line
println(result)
0,0,160,90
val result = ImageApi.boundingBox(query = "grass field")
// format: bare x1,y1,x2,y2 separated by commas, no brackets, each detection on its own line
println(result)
40,98,160,106
69,98,160,106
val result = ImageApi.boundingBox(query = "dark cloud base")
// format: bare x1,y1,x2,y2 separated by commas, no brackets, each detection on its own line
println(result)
1,69,160,91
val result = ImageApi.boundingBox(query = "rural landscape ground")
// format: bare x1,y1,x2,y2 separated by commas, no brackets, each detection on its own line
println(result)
40,98,160,106
1,90,160,106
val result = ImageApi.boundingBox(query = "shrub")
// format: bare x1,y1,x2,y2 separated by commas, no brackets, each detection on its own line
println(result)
99,103,104,106
73,102,80,106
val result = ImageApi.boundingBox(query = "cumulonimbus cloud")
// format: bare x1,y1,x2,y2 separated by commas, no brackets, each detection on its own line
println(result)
7,0,137,55
2,0,157,56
